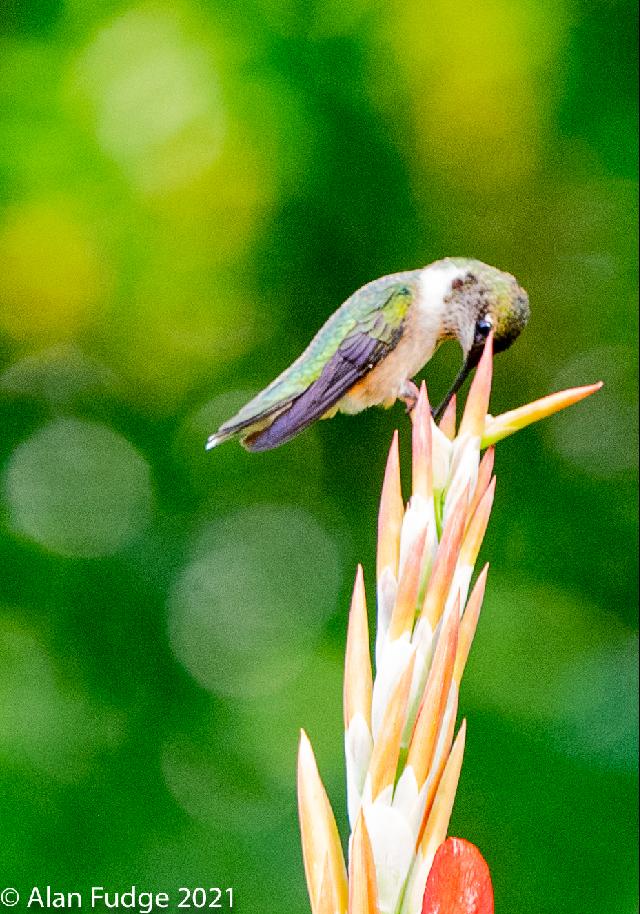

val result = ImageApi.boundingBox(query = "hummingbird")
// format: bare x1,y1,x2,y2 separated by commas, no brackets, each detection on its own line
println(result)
206,258,530,452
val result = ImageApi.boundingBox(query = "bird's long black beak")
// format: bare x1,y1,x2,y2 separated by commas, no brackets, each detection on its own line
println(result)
432,349,479,423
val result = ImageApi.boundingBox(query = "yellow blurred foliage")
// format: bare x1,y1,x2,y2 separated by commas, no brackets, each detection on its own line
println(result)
71,4,226,196
153,126,277,263
0,201,109,342
68,4,276,258
118,299,257,411
383,0,569,187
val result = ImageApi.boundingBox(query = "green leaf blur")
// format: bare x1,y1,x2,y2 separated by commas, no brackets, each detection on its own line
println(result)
0,1,637,912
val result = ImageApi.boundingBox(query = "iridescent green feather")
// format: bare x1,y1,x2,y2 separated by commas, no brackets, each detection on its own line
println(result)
217,274,418,434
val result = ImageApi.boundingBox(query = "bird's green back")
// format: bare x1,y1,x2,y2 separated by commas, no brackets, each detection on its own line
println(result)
224,270,420,428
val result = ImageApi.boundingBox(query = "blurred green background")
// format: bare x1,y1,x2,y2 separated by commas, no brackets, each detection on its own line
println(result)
0,0,637,911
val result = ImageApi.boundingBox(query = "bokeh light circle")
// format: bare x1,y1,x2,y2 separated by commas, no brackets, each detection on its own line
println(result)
464,578,638,771
168,506,341,698
162,731,288,834
550,346,637,478
4,418,153,558
0,617,124,781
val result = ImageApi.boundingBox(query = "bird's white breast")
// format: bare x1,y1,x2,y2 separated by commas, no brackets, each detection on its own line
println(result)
339,260,467,413
416,259,467,334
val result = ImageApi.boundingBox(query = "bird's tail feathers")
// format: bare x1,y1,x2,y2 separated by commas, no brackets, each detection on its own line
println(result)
205,429,234,450
205,402,291,451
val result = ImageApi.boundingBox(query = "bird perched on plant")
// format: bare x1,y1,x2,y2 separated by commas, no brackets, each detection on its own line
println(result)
206,258,530,452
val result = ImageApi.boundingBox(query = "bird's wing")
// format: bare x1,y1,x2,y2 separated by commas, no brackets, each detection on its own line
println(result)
241,282,414,451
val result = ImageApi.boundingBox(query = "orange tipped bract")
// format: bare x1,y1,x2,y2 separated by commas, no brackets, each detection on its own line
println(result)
459,335,493,439
439,394,458,441
298,730,348,914
377,430,404,582
349,814,378,914
344,565,373,731
412,383,433,501
481,381,603,447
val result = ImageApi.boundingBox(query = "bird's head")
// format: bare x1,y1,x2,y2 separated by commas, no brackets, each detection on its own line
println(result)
427,258,530,420
444,258,530,362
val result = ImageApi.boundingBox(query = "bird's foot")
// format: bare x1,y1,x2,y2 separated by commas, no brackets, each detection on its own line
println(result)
399,380,420,415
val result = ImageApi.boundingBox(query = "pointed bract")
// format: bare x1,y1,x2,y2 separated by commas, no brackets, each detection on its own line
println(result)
454,566,488,685
418,689,459,846
412,383,433,501
481,381,603,447
316,858,341,914
349,813,379,914
389,526,428,639
406,597,460,789
459,478,495,568
421,490,468,628
420,722,467,868
345,565,373,731
466,448,494,530
459,336,493,439
368,654,415,799
439,394,457,441
377,431,404,582
298,731,348,914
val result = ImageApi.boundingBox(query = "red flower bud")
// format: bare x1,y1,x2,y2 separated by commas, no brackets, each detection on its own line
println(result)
422,838,494,914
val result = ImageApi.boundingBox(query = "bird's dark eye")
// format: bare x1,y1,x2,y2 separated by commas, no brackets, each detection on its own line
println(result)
476,318,492,339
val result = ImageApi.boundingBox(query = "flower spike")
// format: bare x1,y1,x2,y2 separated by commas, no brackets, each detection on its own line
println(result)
298,351,599,914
